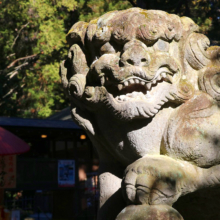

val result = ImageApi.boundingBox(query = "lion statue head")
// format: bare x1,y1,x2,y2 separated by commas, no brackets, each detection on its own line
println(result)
60,8,220,166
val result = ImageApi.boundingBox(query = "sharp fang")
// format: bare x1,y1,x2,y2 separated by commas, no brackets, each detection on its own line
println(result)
162,97,168,102
166,94,175,100
162,72,166,78
146,83,151,90
137,107,150,118
144,108,154,117
158,100,165,105
157,75,162,81
124,81,129,86
166,73,173,83
152,80,156,84
100,77,105,85
129,79,135,84
118,84,123,90
119,95,125,100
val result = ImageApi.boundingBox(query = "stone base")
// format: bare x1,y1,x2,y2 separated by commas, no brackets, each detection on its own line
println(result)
116,204,183,220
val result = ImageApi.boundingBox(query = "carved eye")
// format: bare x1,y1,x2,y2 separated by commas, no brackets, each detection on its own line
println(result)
100,42,116,55
153,39,169,52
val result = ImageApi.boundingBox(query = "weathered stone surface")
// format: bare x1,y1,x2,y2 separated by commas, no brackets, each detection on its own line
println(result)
60,8,220,220
116,205,183,220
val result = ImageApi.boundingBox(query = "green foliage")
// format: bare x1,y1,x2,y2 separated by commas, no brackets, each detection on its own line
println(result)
77,0,132,22
0,0,77,118
190,0,220,41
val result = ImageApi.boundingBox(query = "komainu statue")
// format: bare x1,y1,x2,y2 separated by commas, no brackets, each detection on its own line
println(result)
60,8,220,220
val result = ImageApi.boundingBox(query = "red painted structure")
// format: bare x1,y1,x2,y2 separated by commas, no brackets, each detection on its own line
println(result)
0,127,30,155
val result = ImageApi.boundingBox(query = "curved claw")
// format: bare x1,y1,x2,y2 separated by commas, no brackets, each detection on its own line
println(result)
69,74,86,98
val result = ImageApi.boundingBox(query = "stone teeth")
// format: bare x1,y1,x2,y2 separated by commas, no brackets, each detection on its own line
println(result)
158,100,165,105
162,97,168,102
129,79,135,84
152,80,157,84
118,91,147,101
119,95,126,101
157,75,162,81
118,84,123,91
132,91,139,95
138,107,150,118
162,72,166,78
135,79,139,84
144,108,154,117
166,94,175,100
118,95,124,100
124,81,129,86
146,83,152,90
123,78,149,86
100,77,105,85
126,93,133,98
166,73,173,83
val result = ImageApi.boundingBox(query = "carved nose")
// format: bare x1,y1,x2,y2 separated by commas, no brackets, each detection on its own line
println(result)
120,46,150,67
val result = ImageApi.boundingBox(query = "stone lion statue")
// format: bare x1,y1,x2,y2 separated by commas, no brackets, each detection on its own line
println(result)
60,8,220,220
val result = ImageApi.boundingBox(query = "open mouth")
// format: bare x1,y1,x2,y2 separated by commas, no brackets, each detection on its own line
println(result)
115,73,173,102
105,66,176,104
86,60,181,119
104,81,177,120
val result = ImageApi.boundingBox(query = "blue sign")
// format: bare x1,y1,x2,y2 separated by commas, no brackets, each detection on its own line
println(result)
58,160,75,187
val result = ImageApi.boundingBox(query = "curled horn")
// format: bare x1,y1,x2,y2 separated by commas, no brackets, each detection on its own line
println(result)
59,60,68,93
66,44,89,98
68,74,87,98
171,79,194,102
67,44,89,76
60,21,90,99
185,33,210,70
199,66,220,101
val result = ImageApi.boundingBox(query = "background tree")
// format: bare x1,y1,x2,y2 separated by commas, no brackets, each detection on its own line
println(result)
0,0,78,118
